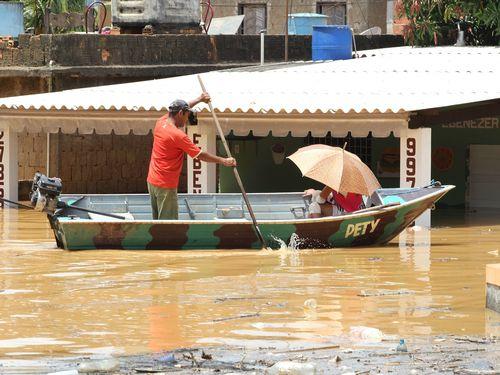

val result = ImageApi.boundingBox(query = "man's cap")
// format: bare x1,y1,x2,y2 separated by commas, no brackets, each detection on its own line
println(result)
168,99,190,113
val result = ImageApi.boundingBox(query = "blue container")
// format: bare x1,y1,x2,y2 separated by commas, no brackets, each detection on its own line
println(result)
288,13,328,35
0,1,24,38
312,25,352,61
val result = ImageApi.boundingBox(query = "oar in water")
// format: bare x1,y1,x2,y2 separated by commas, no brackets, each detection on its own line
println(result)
0,197,34,210
197,75,268,249
0,196,126,220
58,201,127,220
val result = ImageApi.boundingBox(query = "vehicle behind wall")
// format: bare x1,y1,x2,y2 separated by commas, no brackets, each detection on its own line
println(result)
112,0,202,34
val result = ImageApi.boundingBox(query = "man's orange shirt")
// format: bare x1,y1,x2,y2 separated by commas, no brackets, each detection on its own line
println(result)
147,115,201,189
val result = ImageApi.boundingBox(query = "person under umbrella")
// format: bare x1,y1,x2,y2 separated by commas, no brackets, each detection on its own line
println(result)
287,144,381,218
304,186,364,218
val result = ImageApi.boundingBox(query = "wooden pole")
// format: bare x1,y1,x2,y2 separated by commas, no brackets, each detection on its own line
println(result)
284,0,289,62
197,75,268,249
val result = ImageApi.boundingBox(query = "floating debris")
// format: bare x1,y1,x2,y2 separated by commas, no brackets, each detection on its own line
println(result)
77,357,119,372
303,299,317,310
214,296,264,303
396,339,408,352
358,289,414,297
212,313,260,322
433,257,459,262
265,360,317,374
349,326,384,343
201,351,213,360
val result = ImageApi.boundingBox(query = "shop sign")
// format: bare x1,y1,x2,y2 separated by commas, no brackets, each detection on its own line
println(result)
442,118,499,129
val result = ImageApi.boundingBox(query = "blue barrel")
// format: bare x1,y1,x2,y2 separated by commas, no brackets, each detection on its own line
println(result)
312,25,352,61
0,1,24,38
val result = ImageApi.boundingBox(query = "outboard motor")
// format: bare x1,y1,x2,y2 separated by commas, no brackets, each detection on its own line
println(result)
29,173,63,214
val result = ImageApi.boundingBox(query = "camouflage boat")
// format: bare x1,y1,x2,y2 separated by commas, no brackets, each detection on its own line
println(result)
47,184,453,250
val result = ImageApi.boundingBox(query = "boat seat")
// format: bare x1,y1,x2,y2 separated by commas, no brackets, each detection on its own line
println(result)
216,206,244,219
382,195,406,205
290,206,307,219
365,191,384,207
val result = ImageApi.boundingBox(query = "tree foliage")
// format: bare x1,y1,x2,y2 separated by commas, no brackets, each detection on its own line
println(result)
21,0,86,33
395,0,500,46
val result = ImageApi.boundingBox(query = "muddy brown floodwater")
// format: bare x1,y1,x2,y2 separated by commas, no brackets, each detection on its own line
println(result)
0,207,499,373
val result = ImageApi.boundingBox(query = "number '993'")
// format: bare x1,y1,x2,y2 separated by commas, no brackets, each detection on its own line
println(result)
406,138,416,187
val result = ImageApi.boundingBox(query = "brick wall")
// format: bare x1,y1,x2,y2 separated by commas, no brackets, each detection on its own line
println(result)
17,131,164,194
18,131,49,180
0,34,312,67
1,33,403,70
60,132,153,194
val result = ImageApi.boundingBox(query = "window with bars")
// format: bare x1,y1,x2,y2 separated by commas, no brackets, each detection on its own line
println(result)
304,132,372,166
317,2,347,25
238,4,267,34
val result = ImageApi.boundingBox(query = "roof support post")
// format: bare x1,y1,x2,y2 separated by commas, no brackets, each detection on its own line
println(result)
400,128,432,227
0,125,19,207
187,120,217,194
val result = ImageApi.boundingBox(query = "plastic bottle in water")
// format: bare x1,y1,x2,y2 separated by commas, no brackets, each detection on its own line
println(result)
396,338,408,352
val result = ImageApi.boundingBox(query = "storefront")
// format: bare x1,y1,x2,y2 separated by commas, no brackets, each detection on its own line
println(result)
0,46,498,225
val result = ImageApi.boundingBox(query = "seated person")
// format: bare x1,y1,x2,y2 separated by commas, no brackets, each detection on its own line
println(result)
304,186,364,218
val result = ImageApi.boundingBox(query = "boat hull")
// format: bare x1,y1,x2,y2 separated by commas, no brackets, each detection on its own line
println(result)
49,186,452,250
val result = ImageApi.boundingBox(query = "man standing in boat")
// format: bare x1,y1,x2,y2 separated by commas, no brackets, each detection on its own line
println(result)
147,93,236,220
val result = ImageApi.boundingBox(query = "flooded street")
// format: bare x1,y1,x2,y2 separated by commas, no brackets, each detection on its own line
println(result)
0,208,499,362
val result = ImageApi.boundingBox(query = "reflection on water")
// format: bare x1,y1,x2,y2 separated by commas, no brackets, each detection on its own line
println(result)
0,207,499,358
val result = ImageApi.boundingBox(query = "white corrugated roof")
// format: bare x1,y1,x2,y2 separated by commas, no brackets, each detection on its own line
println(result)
0,46,498,114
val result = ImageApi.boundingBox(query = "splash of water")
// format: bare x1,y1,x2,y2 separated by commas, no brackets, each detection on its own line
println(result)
289,233,305,249
264,234,306,266
269,233,304,251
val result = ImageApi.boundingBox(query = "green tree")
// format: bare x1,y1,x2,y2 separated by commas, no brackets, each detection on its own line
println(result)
22,0,86,33
395,0,499,46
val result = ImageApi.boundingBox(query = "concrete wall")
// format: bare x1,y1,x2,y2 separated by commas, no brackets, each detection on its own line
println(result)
0,76,47,96
347,0,387,34
212,0,388,35
432,117,500,207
